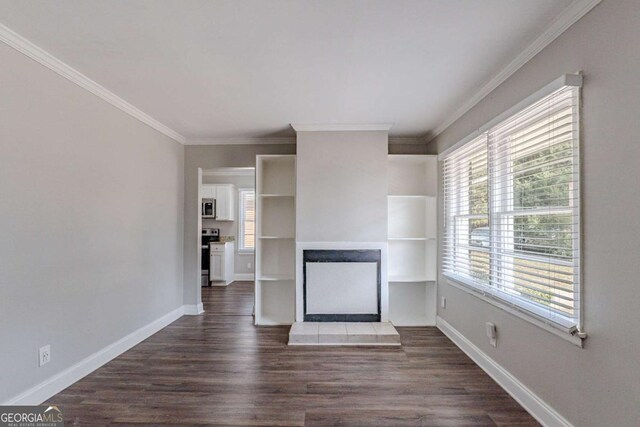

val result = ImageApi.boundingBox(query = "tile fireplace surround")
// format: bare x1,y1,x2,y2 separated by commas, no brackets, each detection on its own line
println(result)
288,322,400,346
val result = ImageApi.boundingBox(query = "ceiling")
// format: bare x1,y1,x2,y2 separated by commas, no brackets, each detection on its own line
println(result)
0,0,575,140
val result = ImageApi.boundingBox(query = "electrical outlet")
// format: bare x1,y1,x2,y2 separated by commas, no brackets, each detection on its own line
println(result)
486,322,497,347
39,345,50,366
247,262,252,270
441,297,446,309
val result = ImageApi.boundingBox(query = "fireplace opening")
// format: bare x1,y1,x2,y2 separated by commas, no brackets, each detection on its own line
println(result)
303,249,381,322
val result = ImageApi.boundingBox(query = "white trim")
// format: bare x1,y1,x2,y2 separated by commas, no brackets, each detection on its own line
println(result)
437,316,574,427
183,303,204,315
430,0,601,144
439,73,583,159
388,137,426,145
187,137,296,145
190,136,424,145
3,306,184,405
234,273,255,281
291,123,393,132
0,24,186,144
202,168,255,177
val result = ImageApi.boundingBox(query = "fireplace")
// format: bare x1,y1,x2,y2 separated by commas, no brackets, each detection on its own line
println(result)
301,248,383,322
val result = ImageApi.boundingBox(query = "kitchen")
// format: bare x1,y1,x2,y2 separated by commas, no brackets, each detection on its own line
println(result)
200,167,255,287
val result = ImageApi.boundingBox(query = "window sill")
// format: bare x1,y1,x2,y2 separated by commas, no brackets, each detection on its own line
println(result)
443,274,585,348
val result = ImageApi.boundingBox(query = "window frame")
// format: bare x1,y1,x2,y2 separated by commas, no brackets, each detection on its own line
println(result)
237,188,255,254
440,75,584,346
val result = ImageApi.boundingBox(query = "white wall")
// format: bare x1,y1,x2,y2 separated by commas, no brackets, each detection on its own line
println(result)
429,0,640,425
296,130,388,242
202,174,255,275
0,42,184,403
294,131,389,320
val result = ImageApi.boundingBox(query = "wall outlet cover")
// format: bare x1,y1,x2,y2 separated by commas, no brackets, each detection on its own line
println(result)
441,297,446,309
39,345,51,366
485,322,497,347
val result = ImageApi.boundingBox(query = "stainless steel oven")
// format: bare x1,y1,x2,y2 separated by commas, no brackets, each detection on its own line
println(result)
201,228,220,285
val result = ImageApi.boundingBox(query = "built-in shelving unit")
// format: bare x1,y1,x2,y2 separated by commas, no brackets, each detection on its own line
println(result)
255,155,296,325
387,155,437,326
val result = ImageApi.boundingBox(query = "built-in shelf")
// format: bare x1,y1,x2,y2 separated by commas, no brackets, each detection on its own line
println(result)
387,155,438,326
255,155,296,326
202,215,216,219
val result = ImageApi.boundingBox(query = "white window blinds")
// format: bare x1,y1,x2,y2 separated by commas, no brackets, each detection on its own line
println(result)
238,189,255,251
443,84,581,332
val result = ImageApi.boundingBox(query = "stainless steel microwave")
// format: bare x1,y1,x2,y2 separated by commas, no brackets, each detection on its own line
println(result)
202,200,216,217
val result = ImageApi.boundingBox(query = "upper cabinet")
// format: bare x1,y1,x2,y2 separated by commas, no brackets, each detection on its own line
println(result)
201,184,215,200
202,184,236,221
214,184,236,221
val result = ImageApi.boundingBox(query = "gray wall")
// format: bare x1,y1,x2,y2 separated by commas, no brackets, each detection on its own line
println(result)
429,1,640,425
184,142,428,305
296,131,388,242
202,174,255,275
183,144,295,306
388,142,435,155
0,43,184,402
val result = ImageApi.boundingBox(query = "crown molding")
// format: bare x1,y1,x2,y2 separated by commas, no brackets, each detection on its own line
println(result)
187,137,296,145
427,0,602,143
189,135,423,145
291,123,393,132
388,137,425,145
0,23,186,144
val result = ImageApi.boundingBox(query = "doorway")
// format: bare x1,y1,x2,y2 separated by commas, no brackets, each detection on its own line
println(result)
199,167,256,314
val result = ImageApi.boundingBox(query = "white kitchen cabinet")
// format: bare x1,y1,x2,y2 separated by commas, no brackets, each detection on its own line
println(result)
210,252,223,281
209,242,235,286
213,184,236,221
201,184,236,221
201,184,215,200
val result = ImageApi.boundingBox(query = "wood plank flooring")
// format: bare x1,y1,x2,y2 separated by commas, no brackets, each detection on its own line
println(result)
47,281,538,426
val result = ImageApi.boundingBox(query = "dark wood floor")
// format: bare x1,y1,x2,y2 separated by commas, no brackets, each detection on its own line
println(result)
48,281,537,426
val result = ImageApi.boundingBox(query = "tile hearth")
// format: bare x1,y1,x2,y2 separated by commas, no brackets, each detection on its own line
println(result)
288,322,400,346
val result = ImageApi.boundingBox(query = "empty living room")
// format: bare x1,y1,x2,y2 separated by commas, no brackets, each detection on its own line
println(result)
2,0,639,426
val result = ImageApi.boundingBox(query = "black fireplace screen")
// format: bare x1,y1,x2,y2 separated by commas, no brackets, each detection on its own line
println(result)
303,249,381,322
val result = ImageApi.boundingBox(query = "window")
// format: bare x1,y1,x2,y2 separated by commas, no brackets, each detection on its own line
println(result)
443,82,581,334
238,189,255,252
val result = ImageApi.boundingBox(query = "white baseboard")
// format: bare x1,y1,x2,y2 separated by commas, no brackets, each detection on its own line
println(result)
234,273,254,281
183,303,204,315
436,316,572,427
3,306,185,405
